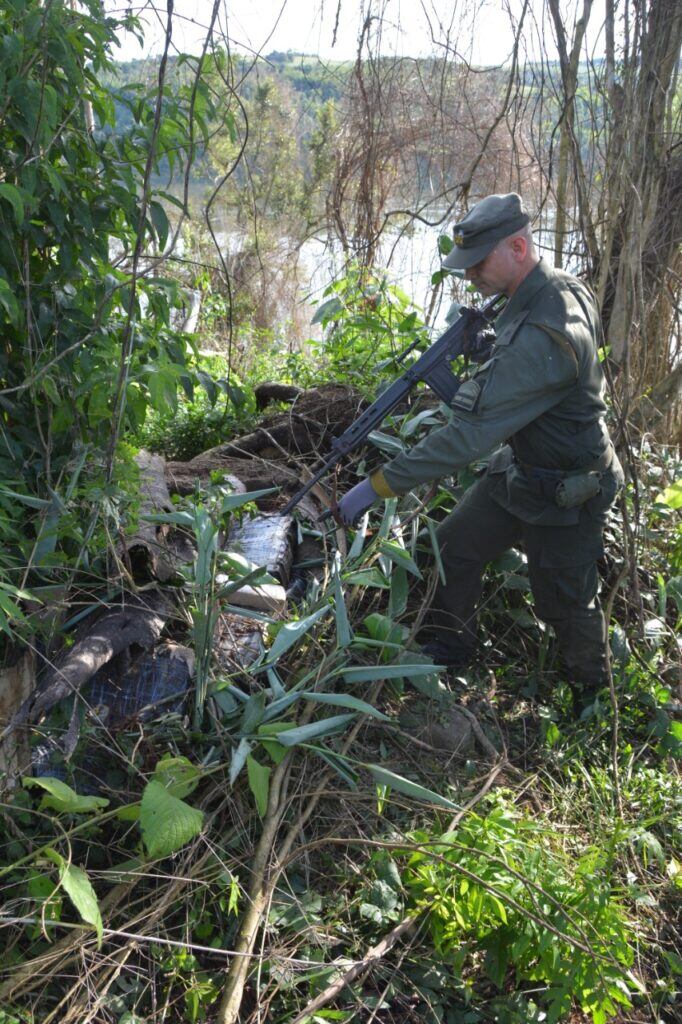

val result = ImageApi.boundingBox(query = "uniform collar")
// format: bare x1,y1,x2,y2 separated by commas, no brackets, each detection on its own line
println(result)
495,259,553,331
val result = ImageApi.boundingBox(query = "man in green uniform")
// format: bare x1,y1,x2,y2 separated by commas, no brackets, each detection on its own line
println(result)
337,193,623,712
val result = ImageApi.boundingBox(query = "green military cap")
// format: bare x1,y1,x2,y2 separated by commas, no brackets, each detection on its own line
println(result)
442,193,530,270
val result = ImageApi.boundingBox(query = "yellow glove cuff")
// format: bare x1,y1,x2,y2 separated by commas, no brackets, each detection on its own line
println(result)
369,468,397,498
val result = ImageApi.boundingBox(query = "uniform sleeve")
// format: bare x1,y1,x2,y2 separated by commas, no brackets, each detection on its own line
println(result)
382,323,579,494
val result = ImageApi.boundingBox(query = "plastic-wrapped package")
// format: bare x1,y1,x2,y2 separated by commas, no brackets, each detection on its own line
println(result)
226,515,295,585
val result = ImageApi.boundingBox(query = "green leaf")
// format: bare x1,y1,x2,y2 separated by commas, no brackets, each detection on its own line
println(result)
229,737,252,785
365,765,460,810
257,721,299,763
45,848,102,944
426,518,447,584
656,480,682,510
367,430,405,456
0,487,52,510
240,692,266,735
301,691,390,720
264,605,330,664
246,755,270,816
312,296,343,324
23,777,109,815
379,540,422,579
274,713,357,747
149,200,170,250
666,576,682,613
139,780,204,858
438,233,454,255
0,182,25,224
0,278,20,326
332,564,353,647
220,487,277,514
345,567,389,589
313,747,359,789
152,755,202,799
389,566,409,617
340,662,443,683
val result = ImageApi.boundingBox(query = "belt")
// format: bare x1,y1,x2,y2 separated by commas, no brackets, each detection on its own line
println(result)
516,442,615,481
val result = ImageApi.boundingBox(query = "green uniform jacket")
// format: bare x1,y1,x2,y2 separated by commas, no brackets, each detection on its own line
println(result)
381,260,622,527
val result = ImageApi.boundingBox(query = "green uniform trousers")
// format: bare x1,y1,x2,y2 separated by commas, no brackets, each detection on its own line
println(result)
431,470,611,689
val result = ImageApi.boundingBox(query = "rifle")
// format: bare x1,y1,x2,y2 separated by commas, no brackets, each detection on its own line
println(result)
282,293,506,515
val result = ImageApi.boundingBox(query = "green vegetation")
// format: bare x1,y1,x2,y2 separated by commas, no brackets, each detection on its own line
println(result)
0,3,679,1024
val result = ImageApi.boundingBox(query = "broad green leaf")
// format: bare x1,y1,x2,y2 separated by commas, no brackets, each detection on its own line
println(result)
274,713,357,747
340,662,443,683
257,721,299,763
491,548,526,573
149,200,170,250
656,480,682,510
23,777,109,815
45,848,103,944
116,803,141,821
0,182,25,224
246,755,270,816
301,691,390,720
139,780,204,859
401,407,442,438
501,572,531,591
264,605,330,664
367,430,405,456
366,765,460,810
152,755,202,798
389,566,409,617
0,278,20,326
311,295,343,324
220,487,277,514
363,613,406,646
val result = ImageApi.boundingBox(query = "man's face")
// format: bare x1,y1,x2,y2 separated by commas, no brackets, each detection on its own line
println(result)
464,241,515,296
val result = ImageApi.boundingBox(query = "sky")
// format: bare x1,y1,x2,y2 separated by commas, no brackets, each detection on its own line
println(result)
106,0,609,67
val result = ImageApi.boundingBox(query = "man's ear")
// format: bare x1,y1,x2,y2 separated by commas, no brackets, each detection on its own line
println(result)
510,234,528,261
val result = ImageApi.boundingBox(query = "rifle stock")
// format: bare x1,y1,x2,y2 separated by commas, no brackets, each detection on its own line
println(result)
282,294,504,514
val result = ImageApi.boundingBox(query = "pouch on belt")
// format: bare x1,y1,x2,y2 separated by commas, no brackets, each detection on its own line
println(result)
554,471,602,509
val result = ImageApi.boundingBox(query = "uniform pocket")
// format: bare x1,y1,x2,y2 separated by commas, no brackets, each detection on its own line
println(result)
525,519,605,569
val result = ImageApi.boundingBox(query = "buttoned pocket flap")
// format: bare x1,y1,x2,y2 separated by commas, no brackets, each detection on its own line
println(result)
494,311,528,346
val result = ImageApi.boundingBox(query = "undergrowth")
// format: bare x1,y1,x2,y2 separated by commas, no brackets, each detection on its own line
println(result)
0,414,679,1023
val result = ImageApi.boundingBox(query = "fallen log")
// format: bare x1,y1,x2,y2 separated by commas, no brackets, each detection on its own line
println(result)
166,384,365,501
118,451,177,582
6,592,172,728
254,381,303,410
0,650,36,785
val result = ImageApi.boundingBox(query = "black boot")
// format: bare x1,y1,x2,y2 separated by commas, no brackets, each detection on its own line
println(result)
569,683,600,720
420,637,477,670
